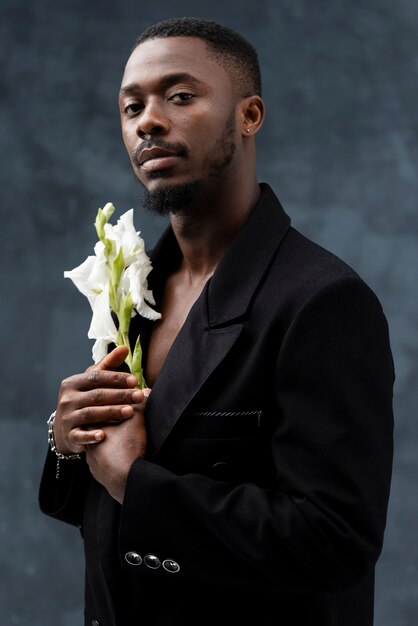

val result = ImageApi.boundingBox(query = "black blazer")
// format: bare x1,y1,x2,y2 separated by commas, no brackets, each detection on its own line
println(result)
40,184,394,626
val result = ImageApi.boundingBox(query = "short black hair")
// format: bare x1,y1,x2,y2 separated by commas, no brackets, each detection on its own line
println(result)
132,17,262,98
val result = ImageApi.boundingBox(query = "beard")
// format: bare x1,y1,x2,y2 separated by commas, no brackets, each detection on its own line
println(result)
141,180,204,216
138,111,236,217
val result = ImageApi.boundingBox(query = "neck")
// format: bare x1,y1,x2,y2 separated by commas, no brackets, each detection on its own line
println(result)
169,176,260,283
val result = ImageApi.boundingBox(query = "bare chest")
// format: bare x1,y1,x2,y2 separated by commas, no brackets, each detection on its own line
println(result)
144,277,209,388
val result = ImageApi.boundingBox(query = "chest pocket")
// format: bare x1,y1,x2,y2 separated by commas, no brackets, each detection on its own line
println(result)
183,410,262,438
162,410,271,484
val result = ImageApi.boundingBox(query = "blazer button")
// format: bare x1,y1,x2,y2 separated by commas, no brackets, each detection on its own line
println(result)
92,620,100,626
210,461,232,479
125,551,142,566
144,554,161,569
163,559,180,573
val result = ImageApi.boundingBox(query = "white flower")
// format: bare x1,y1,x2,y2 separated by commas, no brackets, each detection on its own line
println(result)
64,242,109,308
88,285,118,363
64,203,160,382
104,209,145,266
105,208,160,319
123,261,161,320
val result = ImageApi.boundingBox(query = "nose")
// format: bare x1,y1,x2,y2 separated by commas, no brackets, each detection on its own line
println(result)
136,99,169,138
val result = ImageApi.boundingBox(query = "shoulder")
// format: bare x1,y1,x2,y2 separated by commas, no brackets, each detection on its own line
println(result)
273,225,378,302
255,225,388,336
279,226,361,285
248,184,377,307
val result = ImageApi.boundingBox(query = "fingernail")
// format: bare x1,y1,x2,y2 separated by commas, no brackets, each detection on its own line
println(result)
132,390,143,402
127,375,138,387
121,405,133,417
95,431,104,441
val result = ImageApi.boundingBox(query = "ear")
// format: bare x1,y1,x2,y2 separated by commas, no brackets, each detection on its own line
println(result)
239,95,265,137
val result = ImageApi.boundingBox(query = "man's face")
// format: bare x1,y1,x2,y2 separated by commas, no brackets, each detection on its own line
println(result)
119,37,239,214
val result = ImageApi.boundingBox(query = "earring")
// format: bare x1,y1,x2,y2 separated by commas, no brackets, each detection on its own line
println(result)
245,128,250,134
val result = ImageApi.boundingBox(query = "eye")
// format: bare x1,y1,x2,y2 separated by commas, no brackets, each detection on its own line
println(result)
169,92,195,104
123,102,143,116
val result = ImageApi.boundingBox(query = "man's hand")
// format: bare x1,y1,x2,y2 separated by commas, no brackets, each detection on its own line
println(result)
53,345,145,455
53,345,149,503
85,402,148,504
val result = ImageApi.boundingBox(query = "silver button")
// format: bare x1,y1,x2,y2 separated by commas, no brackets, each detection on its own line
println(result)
210,461,232,479
92,621,100,626
211,461,230,471
163,559,180,573
144,554,161,569
125,551,142,566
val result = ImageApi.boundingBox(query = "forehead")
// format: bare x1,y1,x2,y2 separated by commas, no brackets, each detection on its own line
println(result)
121,36,232,92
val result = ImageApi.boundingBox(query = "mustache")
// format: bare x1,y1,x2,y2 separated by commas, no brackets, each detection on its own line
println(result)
132,139,188,167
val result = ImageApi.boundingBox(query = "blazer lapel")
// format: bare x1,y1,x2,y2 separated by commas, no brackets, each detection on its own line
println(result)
207,183,291,326
141,183,291,458
145,290,243,458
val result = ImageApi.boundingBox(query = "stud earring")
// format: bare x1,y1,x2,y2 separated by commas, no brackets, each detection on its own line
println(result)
245,128,250,134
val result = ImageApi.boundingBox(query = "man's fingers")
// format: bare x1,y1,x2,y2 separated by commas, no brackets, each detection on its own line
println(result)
64,369,138,392
74,403,136,426
75,346,143,389
70,427,105,446
85,387,144,408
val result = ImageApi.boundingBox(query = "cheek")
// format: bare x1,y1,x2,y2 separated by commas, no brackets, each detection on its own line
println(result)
181,109,228,152
121,122,136,153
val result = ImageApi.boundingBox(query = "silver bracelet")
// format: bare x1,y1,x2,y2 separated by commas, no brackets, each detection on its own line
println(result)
47,411,82,478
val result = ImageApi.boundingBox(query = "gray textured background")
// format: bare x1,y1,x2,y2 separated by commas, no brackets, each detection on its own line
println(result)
1,1,417,624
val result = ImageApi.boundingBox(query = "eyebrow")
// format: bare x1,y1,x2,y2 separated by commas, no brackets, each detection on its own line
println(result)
119,72,203,97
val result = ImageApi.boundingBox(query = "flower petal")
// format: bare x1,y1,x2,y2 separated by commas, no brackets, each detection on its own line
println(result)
123,262,161,320
88,285,118,347
64,250,109,306
92,338,109,364
104,209,145,266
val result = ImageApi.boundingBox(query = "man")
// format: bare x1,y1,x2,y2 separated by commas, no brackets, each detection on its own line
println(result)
39,17,394,626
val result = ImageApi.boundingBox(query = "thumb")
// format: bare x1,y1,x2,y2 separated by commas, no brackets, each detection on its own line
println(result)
88,345,130,372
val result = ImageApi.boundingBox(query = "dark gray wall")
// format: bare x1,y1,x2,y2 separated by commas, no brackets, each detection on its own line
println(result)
1,1,417,624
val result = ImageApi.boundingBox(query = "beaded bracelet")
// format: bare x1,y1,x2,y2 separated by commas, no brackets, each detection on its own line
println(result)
47,411,82,479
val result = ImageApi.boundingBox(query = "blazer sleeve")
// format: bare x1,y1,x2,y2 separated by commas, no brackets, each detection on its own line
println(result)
118,277,394,593
39,448,88,528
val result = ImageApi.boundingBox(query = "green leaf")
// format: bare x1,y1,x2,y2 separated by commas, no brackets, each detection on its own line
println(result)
131,334,146,388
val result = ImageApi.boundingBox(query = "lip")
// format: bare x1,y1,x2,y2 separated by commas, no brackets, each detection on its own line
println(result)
138,147,181,171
